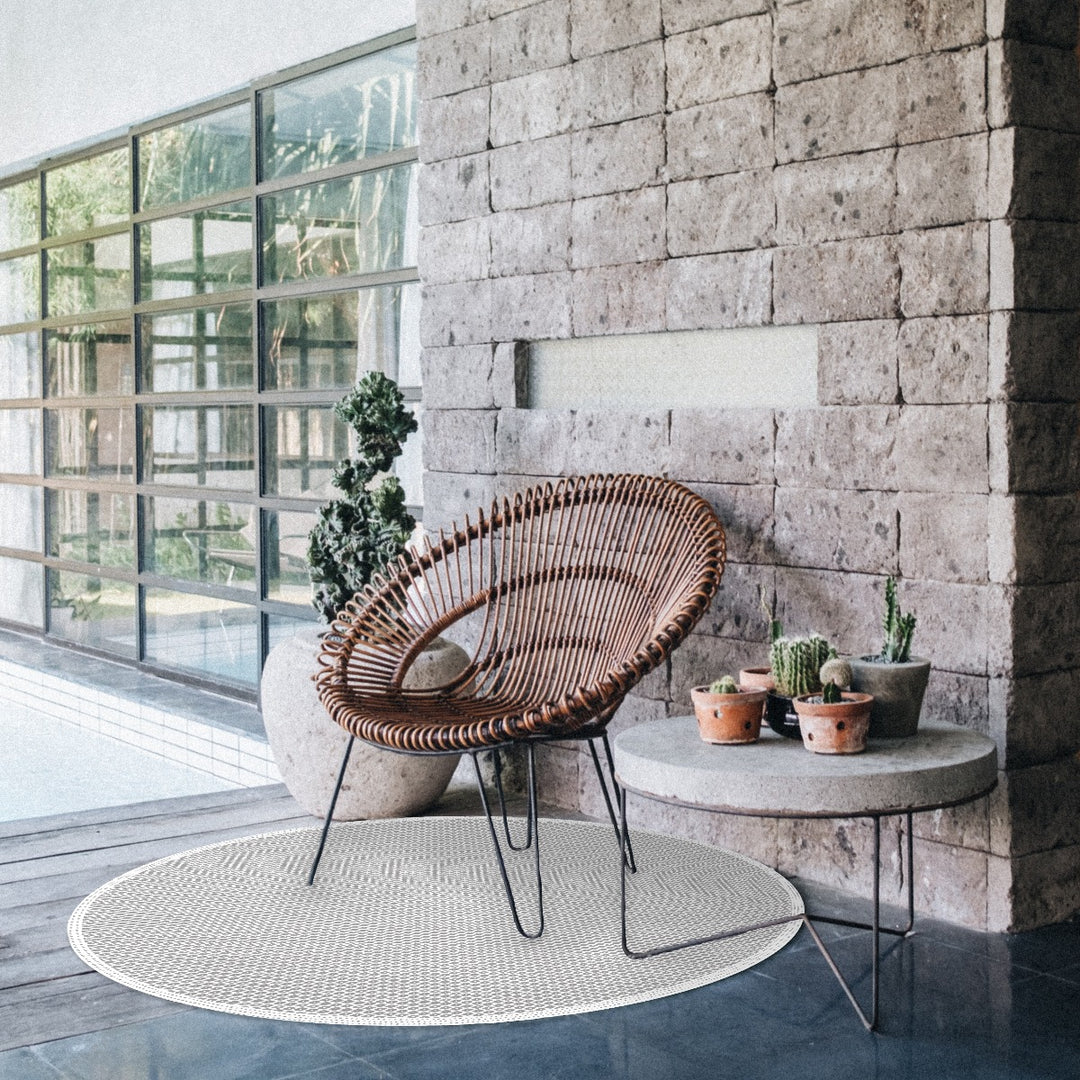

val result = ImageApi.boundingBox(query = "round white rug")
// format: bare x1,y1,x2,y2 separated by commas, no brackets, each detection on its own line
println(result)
68,817,803,1026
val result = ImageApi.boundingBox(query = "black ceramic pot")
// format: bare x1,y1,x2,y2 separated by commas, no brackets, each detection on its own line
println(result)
765,691,801,738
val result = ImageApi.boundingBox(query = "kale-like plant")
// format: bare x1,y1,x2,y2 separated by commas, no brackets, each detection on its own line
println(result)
307,372,418,623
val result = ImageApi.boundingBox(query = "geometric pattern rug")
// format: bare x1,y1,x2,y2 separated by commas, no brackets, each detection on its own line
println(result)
68,817,804,1026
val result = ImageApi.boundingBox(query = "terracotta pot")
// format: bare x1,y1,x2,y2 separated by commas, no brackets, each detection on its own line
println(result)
691,685,767,744
738,666,775,692
792,692,873,755
848,656,931,738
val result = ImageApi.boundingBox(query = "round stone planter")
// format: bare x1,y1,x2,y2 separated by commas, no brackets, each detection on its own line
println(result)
261,625,470,820
848,656,931,738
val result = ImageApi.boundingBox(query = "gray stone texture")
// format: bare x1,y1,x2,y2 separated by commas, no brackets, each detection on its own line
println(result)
988,311,1080,403
669,408,775,485
694,483,775,565
666,15,773,111
666,250,773,329
899,223,990,317
489,135,572,211
490,66,574,145
419,87,490,164
693,560,771,642
489,0,570,83
991,220,1080,313
775,406,900,491
422,343,524,410
418,21,491,100
991,403,1080,494
419,218,490,285
898,314,989,404
419,153,490,226
897,404,989,494
989,669,1080,768
897,135,989,230
420,280,491,347
490,271,573,340
667,93,775,181
661,0,769,36
570,0,661,58
416,0,482,38
571,261,667,336
668,171,775,255
489,202,571,277
422,409,497,473
571,188,666,268
816,320,900,406
570,116,665,199
899,492,989,584
988,40,1080,134
988,127,1080,222
571,41,666,128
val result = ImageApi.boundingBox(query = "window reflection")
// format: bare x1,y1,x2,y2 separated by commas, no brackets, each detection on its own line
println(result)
260,44,416,180
48,490,134,567
141,304,253,392
262,509,314,603
143,404,255,490
262,404,347,499
0,178,40,251
0,483,42,551
47,321,133,397
0,555,43,627
0,332,42,399
0,409,42,474
46,407,134,479
45,148,129,237
47,569,136,654
140,201,252,301
46,234,131,317
0,255,40,326
260,164,417,284
143,496,255,590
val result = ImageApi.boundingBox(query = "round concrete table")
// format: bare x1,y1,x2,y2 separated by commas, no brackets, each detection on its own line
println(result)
611,717,998,1031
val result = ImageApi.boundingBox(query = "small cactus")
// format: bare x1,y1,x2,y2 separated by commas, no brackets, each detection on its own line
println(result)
708,676,740,694
821,680,843,705
881,576,917,663
769,634,836,698
819,657,853,690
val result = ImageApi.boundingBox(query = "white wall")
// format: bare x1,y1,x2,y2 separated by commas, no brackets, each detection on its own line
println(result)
0,0,416,173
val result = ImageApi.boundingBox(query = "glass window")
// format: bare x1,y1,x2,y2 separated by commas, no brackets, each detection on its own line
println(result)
262,404,346,499
0,409,42,474
143,404,255,490
263,509,314,603
142,496,255,590
143,586,258,687
260,163,417,285
266,610,314,650
398,403,423,508
48,569,137,655
0,483,42,550
45,148,129,237
0,178,40,250
46,406,135,479
139,200,253,301
0,556,43,627
138,103,252,211
46,320,133,397
0,254,40,326
46,234,131,317
48,489,134,568
260,44,417,180
141,304,253,392
262,282,418,390
0,332,42,399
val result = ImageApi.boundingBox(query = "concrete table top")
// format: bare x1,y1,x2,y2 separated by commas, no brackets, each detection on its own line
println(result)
613,717,998,819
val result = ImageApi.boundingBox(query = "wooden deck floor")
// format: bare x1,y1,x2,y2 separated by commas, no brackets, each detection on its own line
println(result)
0,784,314,1052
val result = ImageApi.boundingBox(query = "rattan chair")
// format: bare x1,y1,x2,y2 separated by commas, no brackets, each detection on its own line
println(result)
310,473,726,937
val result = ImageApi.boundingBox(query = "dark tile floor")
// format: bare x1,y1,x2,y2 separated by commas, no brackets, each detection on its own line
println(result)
6,904,1079,1080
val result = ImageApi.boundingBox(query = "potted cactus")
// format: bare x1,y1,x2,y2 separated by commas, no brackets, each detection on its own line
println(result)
848,577,930,738
691,676,767,744
765,634,837,738
792,658,873,754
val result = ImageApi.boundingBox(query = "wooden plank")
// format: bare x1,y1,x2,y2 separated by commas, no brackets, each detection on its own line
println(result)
0,944,91,992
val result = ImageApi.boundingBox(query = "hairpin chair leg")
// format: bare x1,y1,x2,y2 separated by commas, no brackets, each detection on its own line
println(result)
588,734,636,873
473,743,544,939
307,735,355,887
491,747,534,852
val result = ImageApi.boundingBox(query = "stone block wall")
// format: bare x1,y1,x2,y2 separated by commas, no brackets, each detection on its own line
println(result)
415,0,1080,931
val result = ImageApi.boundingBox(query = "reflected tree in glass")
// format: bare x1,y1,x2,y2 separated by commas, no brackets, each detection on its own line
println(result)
47,321,133,397
0,178,40,250
45,148,129,237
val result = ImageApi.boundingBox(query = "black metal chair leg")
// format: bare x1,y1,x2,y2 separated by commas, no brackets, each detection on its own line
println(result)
307,735,355,886
472,743,544,939
590,733,637,872
492,747,533,852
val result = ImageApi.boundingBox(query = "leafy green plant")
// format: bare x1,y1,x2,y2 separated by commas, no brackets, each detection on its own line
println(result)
880,576,917,663
769,635,836,698
307,371,417,623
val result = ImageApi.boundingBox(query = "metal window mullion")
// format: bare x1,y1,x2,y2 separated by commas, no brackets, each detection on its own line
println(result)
255,266,419,306
41,222,130,251
254,145,418,199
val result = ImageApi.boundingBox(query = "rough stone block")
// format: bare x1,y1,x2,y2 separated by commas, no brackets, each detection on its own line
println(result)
898,314,989,404
897,134,989,230
899,492,989,583
570,116,664,199
419,217,490,285
776,65,900,163
494,408,573,476
920,669,990,736
422,409,497,474
774,149,896,245
666,15,773,111
988,311,1080,403
490,271,573,340
571,261,666,336
489,202,571,277
419,87,490,164
992,845,1080,931
817,320,900,406
418,153,490,227
666,250,772,329
416,0,482,39
689,561,766,642
897,404,989,494
899,223,989,317
899,578,990,677
992,402,1080,494
774,488,899,576
898,47,987,144
989,670,1080,769
693,482,775,565
669,633,768,703
421,345,496,409
986,0,1080,47
571,188,666,269
995,757,1080,858
570,0,661,58
774,237,901,323
912,838,990,928
988,39,1080,134
489,0,549,15
991,220,1080,312
492,341,528,408
534,743,580,810
1012,493,1080,584
669,407,775,485
1009,580,1080,676
988,127,1080,222
668,170,775,256
572,41,666,128
490,66,574,146
489,0,570,83
775,406,900,491
667,92,774,181
417,21,491,100
420,280,492,347
489,135,572,211
772,567,882,655
661,0,768,36
422,472,498,532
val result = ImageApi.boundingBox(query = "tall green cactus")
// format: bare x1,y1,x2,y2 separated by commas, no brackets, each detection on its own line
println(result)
881,576,917,663
769,634,836,698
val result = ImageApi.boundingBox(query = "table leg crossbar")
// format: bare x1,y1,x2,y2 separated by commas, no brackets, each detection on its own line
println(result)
619,789,915,1032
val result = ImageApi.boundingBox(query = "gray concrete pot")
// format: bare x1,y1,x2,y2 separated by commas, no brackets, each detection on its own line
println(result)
847,655,931,738
261,625,469,820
